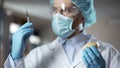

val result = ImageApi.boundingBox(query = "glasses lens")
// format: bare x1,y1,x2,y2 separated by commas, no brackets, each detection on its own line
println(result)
50,3,80,17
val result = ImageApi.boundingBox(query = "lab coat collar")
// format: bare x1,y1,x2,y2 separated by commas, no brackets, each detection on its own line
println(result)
58,31,88,46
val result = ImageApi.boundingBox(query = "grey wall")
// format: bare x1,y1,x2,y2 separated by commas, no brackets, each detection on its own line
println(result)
86,0,120,51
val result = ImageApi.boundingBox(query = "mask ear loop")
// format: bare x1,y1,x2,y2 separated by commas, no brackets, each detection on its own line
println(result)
79,23,83,30
82,20,87,34
77,14,86,34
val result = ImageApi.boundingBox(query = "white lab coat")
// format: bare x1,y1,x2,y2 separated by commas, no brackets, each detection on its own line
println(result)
4,35,120,68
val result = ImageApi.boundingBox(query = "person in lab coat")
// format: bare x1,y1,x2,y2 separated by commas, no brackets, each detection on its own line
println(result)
4,0,120,68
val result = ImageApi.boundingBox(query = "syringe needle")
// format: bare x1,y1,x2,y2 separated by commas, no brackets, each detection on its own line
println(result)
26,10,30,23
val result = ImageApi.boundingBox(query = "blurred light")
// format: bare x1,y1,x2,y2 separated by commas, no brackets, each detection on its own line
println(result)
9,23,20,34
61,4,65,10
6,10,12,16
29,35,41,45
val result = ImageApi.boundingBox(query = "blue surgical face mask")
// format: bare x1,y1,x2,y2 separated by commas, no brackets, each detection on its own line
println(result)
52,13,75,38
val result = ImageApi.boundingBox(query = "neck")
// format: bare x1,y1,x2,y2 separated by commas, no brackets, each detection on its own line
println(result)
68,29,83,39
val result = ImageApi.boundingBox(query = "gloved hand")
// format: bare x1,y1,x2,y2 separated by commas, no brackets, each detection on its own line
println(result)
82,46,106,68
11,22,33,60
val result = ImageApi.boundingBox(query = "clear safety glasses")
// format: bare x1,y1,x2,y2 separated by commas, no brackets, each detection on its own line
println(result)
50,3,80,17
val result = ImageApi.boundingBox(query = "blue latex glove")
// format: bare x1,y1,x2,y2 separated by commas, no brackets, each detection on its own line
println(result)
11,22,33,60
82,46,106,68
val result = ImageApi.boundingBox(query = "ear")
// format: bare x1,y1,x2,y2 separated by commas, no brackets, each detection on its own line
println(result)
81,16,84,23
78,14,84,24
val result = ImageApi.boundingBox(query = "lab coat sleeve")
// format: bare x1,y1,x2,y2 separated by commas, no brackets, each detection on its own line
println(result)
109,47,120,68
4,54,23,68
4,46,44,68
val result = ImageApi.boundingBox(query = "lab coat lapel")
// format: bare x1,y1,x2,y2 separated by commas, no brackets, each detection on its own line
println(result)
48,38,71,68
71,48,83,67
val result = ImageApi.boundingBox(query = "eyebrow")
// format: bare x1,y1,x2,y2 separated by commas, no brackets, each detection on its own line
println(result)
53,3,76,8
53,5,78,9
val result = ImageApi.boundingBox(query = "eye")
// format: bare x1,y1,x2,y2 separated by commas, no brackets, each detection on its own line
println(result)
65,9,71,13
63,9,71,15
52,7,58,14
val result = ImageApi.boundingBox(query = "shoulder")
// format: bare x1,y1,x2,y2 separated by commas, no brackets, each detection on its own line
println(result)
89,35,119,56
27,38,59,57
91,35,120,57
98,40,119,54
89,35,119,52
89,35,120,64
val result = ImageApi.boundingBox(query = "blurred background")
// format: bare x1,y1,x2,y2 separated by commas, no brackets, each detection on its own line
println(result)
0,0,120,68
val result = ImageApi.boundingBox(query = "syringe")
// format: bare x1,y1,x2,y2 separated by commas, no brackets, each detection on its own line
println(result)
26,10,30,22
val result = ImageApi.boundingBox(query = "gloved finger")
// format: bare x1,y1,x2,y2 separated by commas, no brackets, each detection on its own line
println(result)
86,47,98,63
19,22,33,30
83,49,92,63
14,28,33,38
22,29,33,37
22,30,33,41
21,28,33,35
82,56,89,66
91,46,102,58
21,28,33,33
